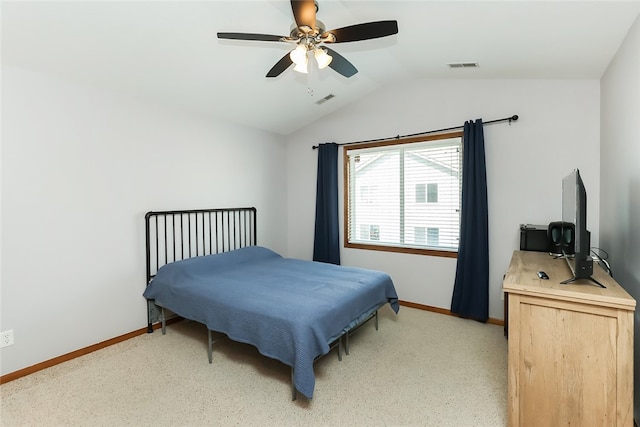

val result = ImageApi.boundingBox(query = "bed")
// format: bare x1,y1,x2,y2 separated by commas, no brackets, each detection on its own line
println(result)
143,207,399,400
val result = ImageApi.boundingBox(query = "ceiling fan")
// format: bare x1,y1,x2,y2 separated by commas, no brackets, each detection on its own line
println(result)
217,0,398,78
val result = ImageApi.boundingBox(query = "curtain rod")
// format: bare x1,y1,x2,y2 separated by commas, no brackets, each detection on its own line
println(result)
311,114,519,149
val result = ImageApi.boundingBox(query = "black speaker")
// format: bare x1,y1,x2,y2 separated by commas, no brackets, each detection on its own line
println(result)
519,224,549,252
548,221,575,255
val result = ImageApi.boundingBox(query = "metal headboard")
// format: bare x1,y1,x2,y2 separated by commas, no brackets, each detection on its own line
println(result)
145,207,257,283
144,207,257,330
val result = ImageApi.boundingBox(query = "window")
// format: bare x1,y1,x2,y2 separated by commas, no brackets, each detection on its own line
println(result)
416,183,438,203
414,226,440,246
360,185,379,204
359,224,380,241
369,225,380,241
427,227,440,246
344,132,462,257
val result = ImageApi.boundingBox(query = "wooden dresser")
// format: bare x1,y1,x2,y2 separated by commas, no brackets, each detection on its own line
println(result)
503,250,636,426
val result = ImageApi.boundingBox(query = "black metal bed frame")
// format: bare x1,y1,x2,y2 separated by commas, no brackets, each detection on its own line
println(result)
144,206,381,400
145,207,257,332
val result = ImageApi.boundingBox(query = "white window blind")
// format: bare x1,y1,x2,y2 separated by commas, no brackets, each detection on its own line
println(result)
346,136,462,252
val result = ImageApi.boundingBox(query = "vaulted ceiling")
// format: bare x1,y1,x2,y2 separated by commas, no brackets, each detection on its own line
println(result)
3,1,640,135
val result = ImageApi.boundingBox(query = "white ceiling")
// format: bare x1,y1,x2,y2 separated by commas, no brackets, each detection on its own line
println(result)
2,1,640,135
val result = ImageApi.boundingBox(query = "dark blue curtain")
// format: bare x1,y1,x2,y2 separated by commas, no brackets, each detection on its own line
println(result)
313,143,341,265
451,119,489,322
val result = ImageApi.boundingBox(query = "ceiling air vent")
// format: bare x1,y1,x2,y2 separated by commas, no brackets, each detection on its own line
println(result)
448,62,479,69
315,94,335,105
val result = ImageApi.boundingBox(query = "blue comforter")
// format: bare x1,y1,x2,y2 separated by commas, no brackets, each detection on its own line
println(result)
143,246,399,399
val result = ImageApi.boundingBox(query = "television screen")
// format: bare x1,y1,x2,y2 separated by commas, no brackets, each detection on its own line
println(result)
561,170,579,255
561,169,596,282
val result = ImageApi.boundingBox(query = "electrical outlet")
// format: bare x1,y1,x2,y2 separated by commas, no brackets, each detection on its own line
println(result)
1,330,14,348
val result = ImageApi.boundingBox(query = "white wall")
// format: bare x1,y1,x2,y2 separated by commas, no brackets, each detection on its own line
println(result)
600,14,640,422
287,79,600,320
0,66,288,376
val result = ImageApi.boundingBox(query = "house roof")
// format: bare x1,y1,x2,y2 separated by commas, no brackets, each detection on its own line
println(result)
353,144,459,178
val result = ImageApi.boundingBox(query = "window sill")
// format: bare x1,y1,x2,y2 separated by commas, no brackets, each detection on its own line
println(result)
344,242,458,258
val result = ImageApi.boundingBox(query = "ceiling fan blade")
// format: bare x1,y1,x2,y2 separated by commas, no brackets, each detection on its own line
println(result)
324,47,357,78
290,0,316,32
266,52,294,78
323,20,398,43
217,32,286,42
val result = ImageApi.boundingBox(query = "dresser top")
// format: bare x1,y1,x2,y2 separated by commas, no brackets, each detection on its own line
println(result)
503,250,636,310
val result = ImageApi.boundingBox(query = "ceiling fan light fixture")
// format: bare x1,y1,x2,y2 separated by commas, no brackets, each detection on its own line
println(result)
293,60,309,74
290,44,308,66
314,48,332,69
218,1,398,78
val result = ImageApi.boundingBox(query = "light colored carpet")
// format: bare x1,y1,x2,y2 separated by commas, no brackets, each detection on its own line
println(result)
0,306,507,426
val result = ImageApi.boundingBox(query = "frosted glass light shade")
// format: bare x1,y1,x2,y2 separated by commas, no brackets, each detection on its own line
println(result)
293,61,308,74
314,48,332,69
290,45,308,65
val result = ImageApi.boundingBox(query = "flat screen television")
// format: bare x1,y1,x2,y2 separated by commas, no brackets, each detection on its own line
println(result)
560,169,604,287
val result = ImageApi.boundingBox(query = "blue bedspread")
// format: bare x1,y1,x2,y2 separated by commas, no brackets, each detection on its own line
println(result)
143,246,399,399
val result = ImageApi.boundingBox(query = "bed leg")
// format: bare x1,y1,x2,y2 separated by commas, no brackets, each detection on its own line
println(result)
146,300,155,333
207,330,213,364
161,307,166,335
338,337,343,361
291,368,297,401
375,310,379,331
345,331,350,355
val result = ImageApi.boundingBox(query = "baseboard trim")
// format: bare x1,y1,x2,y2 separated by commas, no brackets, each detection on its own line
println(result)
399,300,505,326
0,319,179,385
2,301,503,385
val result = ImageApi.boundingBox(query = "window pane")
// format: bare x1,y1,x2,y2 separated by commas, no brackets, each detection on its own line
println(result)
359,224,369,240
427,227,440,246
349,151,401,246
427,183,438,203
415,184,426,203
370,225,380,241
